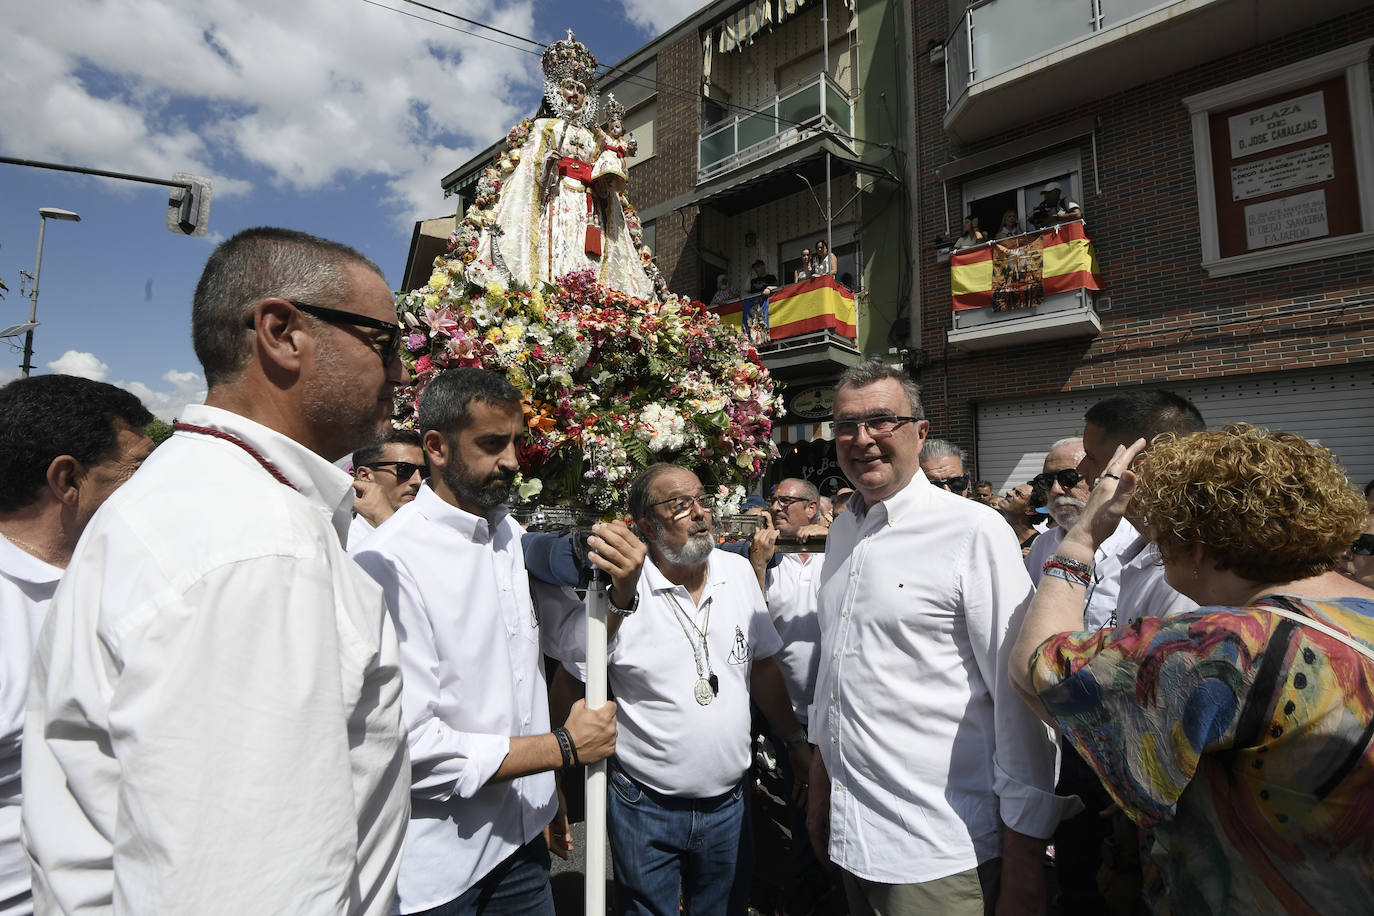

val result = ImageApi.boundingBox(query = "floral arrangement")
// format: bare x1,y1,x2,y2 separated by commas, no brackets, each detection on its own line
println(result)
394,267,781,514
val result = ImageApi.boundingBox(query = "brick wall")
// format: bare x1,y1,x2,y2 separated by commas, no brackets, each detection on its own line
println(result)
911,6,1374,455
621,32,703,299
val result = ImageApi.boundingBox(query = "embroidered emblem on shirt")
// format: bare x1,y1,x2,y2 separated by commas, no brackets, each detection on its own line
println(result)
727,625,751,665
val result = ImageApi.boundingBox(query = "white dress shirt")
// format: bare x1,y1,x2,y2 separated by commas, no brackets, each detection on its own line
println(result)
1026,518,1141,630
22,404,410,915
0,537,60,916
764,553,822,722
573,551,782,798
810,471,1077,884
1112,532,1197,627
351,484,583,912
348,512,375,549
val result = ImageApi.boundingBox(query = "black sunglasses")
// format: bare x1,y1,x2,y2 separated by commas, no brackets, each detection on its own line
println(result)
1031,468,1082,491
928,474,969,493
1352,534,1374,557
364,460,425,481
290,300,402,363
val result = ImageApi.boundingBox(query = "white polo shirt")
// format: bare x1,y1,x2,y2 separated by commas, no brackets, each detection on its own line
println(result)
764,552,822,722
575,550,782,799
1,536,61,916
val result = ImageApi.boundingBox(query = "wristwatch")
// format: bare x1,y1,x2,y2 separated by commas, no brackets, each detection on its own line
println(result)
608,589,639,617
782,728,808,749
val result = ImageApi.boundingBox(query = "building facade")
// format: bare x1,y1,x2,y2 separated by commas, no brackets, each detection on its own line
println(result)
918,0,1374,490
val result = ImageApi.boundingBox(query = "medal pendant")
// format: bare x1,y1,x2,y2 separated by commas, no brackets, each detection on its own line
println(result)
694,677,715,706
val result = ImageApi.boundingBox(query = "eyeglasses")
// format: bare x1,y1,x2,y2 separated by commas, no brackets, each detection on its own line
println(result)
364,460,425,481
1031,468,1082,491
1352,534,1374,556
833,416,919,439
928,474,969,493
651,492,710,519
770,494,810,508
290,300,402,363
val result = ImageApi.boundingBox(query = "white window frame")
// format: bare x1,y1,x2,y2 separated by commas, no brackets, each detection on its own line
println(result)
960,148,1083,228
1183,40,1374,278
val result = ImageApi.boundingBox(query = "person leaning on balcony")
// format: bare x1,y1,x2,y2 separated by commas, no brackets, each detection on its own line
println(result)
995,210,1022,239
1028,182,1082,230
814,239,839,276
748,259,778,295
954,217,987,249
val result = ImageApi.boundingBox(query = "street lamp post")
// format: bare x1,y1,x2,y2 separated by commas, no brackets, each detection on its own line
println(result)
21,207,81,378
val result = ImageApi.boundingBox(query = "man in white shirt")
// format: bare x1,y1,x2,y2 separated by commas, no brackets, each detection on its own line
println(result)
569,463,809,915
23,227,412,914
1078,391,1202,629
351,367,645,915
348,427,426,546
0,375,153,916
807,359,1076,915
1024,438,1089,585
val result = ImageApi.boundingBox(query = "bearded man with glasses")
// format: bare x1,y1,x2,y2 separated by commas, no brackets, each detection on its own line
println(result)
805,358,1075,916
558,463,808,916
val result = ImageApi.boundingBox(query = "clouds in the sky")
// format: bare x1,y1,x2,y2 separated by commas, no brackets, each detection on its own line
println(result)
46,350,206,422
2,0,543,222
618,0,708,34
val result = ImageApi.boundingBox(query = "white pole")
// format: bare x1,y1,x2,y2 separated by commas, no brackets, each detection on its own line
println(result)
584,571,609,915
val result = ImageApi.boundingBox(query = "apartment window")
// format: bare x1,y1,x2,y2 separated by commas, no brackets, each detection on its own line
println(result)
1183,40,1374,277
960,149,1083,238
626,101,656,164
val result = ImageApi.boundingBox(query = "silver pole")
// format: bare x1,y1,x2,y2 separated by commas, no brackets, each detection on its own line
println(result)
822,0,830,76
584,573,610,915
826,150,833,265
21,216,48,379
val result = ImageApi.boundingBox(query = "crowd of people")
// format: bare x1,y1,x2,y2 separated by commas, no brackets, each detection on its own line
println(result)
2,226,1372,916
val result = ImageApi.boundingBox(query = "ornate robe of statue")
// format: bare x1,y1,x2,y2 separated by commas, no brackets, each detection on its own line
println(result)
471,117,654,300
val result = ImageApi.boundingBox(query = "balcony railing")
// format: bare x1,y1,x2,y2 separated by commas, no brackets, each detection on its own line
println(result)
946,0,1171,107
699,73,853,181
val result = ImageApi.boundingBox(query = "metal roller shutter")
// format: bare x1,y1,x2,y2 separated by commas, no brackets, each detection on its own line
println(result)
973,366,1374,493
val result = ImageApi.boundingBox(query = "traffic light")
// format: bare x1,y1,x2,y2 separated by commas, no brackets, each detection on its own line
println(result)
167,173,213,236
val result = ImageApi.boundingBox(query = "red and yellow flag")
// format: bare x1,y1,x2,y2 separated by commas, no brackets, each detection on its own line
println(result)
708,275,856,341
950,222,1103,311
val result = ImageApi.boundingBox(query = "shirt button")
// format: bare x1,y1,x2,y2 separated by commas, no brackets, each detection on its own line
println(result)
831,737,837,744
841,609,849,617
832,651,838,658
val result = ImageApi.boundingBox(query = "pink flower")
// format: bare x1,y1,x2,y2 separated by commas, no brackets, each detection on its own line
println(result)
415,355,433,375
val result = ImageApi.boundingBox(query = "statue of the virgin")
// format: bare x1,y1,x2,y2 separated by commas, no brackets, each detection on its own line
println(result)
466,32,658,300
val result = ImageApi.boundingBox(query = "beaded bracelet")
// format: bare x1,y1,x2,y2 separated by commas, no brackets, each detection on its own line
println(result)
1047,554,1092,577
1043,565,1089,587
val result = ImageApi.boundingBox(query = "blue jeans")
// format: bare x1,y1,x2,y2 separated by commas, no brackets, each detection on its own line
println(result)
608,763,745,916
410,837,555,915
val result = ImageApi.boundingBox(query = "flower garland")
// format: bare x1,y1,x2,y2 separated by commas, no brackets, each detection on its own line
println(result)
394,267,781,515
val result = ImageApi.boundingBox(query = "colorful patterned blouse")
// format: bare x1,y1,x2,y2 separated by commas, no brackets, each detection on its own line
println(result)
1030,595,1374,914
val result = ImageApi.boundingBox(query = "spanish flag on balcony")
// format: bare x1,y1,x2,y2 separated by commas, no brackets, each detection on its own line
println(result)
709,275,857,341
950,221,1103,311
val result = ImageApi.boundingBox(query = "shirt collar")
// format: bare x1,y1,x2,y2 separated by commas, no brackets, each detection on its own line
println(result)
642,550,727,597
176,404,356,542
848,469,930,531
0,532,63,585
410,481,510,544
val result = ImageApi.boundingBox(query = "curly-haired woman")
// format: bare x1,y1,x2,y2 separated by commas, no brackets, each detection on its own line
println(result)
1009,423,1374,914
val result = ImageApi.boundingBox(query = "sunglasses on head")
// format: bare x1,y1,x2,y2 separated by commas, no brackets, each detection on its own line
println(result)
1031,468,1082,491
1352,534,1374,557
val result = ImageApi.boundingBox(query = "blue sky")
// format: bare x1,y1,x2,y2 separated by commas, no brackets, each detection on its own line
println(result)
0,0,704,417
